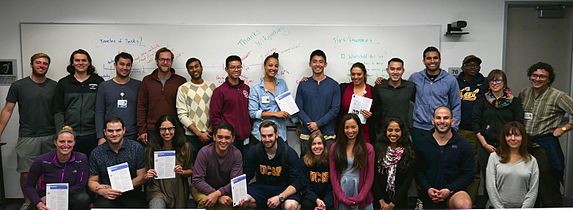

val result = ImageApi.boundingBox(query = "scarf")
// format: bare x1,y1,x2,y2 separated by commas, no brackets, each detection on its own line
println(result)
485,88,514,109
381,146,404,199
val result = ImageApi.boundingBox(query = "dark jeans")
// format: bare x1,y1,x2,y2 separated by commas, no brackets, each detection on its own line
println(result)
74,134,97,158
186,135,212,160
93,189,147,208
69,192,91,210
529,136,563,207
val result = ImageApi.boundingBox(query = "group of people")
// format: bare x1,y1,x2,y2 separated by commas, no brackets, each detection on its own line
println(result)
0,45,571,210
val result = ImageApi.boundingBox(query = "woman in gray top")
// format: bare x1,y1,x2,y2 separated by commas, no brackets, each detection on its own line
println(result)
486,121,539,208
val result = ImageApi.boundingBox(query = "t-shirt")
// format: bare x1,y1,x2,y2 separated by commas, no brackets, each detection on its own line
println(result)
6,77,57,137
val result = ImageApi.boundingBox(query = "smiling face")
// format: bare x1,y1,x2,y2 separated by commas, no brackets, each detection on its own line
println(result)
309,55,327,75
432,107,454,134
31,57,50,76
214,128,234,155
72,53,90,73
159,120,175,142
423,51,440,72
264,57,279,78
115,57,132,78
225,60,242,80
489,76,505,93
344,118,359,141
310,136,325,156
505,130,523,150
104,122,125,145
156,52,173,73
55,132,75,157
386,121,402,146
187,60,203,80
350,67,366,86
386,61,404,82
462,61,480,76
260,126,278,150
529,69,550,91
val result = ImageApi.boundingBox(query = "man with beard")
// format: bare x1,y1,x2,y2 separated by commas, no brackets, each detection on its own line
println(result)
96,52,141,144
137,47,186,144
239,121,303,210
414,106,474,209
409,47,461,145
177,58,217,158
519,62,573,206
0,53,57,210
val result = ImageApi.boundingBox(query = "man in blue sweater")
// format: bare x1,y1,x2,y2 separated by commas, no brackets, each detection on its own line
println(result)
414,106,474,209
295,49,340,156
409,47,461,145
240,121,303,210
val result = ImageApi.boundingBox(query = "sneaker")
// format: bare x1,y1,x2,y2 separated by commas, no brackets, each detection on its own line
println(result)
415,199,423,210
20,202,31,210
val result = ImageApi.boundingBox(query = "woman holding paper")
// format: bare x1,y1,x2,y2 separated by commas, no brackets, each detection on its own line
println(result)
248,52,291,142
23,126,90,210
339,62,375,143
144,115,193,208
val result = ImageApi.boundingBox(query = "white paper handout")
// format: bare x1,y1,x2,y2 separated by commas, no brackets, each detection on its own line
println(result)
46,183,68,210
231,174,248,207
154,150,176,179
348,94,373,124
275,91,299,115
107,162,134,192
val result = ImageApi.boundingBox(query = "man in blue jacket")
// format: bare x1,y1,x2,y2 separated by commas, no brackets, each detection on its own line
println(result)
414,106,474,209
409,46,461,145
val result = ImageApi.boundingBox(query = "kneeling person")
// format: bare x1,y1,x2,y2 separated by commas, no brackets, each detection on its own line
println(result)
414,106,475,209
240,121,303,210
88,117,146,208
191,123,243,210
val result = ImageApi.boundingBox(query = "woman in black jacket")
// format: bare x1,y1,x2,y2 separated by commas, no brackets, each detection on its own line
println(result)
373,118,415,209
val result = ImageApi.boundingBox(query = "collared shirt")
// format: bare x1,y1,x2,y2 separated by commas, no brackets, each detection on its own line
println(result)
89,138,145,185
248,78,290,140
519,86,573,137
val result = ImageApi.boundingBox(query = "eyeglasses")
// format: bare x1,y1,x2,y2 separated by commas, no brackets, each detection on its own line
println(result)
490,80,504,84
158,58,172,63
464,63,480,68
159,126,175,133
530,74,548,80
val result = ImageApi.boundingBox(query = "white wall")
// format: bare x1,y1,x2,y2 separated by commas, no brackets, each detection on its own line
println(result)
0,0,505,198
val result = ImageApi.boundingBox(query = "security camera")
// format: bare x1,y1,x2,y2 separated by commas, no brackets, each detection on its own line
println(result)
446,20,469,35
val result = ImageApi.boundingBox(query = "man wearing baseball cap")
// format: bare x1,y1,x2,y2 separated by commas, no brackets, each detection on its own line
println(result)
456,54,486,205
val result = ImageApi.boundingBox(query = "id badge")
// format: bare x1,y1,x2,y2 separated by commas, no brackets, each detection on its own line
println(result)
261,96,270,104
117,99,128,108
524,112,533,120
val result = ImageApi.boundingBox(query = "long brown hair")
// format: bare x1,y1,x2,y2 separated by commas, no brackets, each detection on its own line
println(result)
333,113,367,171
303,131,329,167
496,121,531,163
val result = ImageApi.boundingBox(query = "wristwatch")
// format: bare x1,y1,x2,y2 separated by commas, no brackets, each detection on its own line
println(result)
562,126,567,132
279,196,285,203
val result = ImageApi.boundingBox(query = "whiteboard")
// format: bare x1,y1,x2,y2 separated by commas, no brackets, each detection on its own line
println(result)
20,23,440,93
